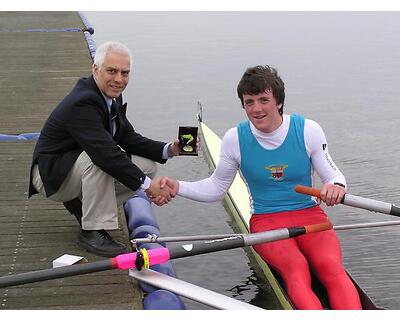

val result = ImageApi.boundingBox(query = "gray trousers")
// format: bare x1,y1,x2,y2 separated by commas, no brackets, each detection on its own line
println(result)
32,151,156,230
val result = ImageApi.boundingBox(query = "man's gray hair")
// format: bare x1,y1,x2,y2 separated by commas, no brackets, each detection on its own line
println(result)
93,41,132,69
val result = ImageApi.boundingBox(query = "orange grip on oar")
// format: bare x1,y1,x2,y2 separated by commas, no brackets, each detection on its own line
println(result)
304,221,333,234
287,221,333,238
294,185,321,198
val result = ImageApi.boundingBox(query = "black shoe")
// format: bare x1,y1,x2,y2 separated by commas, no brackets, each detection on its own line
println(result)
78,229,127,257
63,198,83,226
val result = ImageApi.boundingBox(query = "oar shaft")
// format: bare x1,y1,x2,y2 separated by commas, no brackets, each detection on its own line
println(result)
135,223,333,246
136,220,400,249
169,235,245,259
295,185,400,217
0,259,113,288
169,222,332,259
0,248,171,289
334,220,400,231
133,233,244,244
344,193,400,216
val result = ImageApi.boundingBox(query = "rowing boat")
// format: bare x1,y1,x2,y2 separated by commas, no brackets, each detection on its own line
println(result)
196,104,380,310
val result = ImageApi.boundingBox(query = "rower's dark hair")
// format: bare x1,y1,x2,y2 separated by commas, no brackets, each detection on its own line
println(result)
237,65,285,115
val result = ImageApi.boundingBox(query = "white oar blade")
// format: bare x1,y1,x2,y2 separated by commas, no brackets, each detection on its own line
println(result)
129,269,263,310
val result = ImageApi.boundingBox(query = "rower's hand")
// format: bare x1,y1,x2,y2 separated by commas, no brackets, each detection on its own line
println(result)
145,177,176,206
160,177,180,195
320,183,346,206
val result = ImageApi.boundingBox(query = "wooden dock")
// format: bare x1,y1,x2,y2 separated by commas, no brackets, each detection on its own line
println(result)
0,12,142,309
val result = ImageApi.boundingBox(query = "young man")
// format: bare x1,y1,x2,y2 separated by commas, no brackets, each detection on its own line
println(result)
29,41,178,257
161,66,362,309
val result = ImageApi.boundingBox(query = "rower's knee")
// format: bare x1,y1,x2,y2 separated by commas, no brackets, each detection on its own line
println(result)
314,257,346,284
280,258,312,288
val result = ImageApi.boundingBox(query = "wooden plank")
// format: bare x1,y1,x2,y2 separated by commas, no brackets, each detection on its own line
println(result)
0,12,142,310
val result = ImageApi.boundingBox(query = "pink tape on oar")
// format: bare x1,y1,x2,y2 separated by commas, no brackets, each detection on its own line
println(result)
112,247,170,270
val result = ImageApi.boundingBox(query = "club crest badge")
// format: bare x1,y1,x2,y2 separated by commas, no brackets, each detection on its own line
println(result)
265,164,288,181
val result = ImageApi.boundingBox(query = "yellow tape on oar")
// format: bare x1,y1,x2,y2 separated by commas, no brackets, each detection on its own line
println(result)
135,248,150,270
139,248,150,269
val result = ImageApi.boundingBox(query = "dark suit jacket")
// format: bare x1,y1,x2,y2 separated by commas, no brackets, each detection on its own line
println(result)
28,75,167,198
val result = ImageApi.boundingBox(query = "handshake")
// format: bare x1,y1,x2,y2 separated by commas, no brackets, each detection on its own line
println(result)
144,177,179,206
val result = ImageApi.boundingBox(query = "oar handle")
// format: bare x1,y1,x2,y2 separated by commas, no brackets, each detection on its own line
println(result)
304,221,333,233
245,221,333,247
295,184,400,217
294,185,323,199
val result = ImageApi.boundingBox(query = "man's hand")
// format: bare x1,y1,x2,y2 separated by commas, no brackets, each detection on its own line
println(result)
168,140,180,157
320,183,346,206
168,137,201,157
145,177,176,206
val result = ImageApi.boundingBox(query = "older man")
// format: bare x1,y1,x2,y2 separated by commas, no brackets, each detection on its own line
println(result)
29,41,178,257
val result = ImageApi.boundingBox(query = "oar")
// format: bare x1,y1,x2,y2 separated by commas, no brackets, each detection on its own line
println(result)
132,233,246,244
130,269,263,310
0,221,332,288
295,185,400,217
133,219,400,246
334,220,400,231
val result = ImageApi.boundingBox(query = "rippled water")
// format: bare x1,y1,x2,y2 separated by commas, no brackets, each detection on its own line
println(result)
85,11,400,309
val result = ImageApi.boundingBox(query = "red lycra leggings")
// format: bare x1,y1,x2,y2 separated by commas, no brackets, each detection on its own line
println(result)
250,205,362,310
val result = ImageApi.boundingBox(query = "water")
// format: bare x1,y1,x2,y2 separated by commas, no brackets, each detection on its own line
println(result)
84,11,400,309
